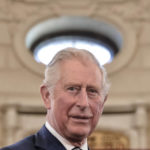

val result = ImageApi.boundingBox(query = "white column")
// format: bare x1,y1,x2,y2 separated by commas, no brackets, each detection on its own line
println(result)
4,105,18,145
134,106,148,149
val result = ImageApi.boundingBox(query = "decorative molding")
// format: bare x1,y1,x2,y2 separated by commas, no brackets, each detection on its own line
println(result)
13,13,136,76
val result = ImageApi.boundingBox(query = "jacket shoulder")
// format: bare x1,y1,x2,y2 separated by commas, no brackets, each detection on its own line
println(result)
0,135,36,150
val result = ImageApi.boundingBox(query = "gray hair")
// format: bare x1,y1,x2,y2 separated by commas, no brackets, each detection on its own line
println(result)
43,47,110,100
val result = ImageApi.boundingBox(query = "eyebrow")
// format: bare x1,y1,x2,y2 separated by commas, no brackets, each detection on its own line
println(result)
64,82,100,90
86,86,101,94
64,83,81,88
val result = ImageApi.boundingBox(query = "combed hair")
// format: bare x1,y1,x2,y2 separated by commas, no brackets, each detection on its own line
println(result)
43,47,110,100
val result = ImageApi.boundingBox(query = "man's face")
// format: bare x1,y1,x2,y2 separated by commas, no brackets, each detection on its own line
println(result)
43,59,106,142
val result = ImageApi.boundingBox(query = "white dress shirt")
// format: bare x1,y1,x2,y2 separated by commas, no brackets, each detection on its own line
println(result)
45,121,88,150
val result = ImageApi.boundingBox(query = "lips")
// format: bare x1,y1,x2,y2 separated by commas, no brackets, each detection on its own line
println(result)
71,115,92,119
69,114,93,123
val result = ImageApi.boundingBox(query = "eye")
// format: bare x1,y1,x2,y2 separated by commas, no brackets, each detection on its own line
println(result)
87,88,99,97
89,88,97,93
68,87,76,91
67,86,80,94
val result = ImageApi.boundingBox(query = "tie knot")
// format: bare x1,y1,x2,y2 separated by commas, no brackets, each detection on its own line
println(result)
72,147,82,150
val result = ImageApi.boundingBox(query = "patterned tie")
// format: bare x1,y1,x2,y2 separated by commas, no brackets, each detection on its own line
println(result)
72,147,82,150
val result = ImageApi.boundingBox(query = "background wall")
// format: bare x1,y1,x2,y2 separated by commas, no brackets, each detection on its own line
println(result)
0,0,150,149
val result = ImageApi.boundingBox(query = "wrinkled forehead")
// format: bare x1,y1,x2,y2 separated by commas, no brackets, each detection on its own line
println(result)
59,57,100,69
58,58,103,84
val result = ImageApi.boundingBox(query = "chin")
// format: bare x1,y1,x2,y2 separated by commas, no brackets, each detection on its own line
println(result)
68,133,88,143
70,128,90,138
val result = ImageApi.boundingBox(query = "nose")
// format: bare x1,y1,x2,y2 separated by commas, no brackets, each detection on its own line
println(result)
76,88,89,109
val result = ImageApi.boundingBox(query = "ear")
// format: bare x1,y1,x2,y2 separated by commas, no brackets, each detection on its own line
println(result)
103,95,108,104
40,85,51,109
100,95,108,114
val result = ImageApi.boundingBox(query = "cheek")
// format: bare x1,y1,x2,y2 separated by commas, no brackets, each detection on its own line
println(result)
53,95,73,115
91,101,104,119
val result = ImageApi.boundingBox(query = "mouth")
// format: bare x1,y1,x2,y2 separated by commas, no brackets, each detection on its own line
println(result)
72,116,91,119
70,115,92,123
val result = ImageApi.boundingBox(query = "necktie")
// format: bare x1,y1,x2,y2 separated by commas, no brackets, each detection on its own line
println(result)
72,147,82,150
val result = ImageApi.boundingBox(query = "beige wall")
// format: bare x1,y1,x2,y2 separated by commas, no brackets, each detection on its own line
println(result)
0,0,150,148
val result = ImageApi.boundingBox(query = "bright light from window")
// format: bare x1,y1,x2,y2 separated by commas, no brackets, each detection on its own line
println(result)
34,37,114,66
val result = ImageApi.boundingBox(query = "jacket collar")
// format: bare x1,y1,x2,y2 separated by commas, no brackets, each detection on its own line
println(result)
34,125,66,150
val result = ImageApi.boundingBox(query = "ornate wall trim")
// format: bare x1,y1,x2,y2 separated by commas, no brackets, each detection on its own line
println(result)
13,14,136,76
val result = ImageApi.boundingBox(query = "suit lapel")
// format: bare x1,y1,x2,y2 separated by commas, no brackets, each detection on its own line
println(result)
34,125,66,150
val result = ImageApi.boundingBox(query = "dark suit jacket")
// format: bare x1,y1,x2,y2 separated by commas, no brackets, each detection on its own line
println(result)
0,125,67,150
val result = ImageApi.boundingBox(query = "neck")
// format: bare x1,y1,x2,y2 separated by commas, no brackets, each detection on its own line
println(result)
46,118,87,147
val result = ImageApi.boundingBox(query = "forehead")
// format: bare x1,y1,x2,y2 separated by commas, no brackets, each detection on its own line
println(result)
58,59,102,87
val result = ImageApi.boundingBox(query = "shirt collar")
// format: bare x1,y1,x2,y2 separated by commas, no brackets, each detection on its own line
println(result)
45,121,88,150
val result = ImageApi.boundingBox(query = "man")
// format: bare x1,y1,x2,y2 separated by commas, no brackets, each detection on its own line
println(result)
0,48,109,150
